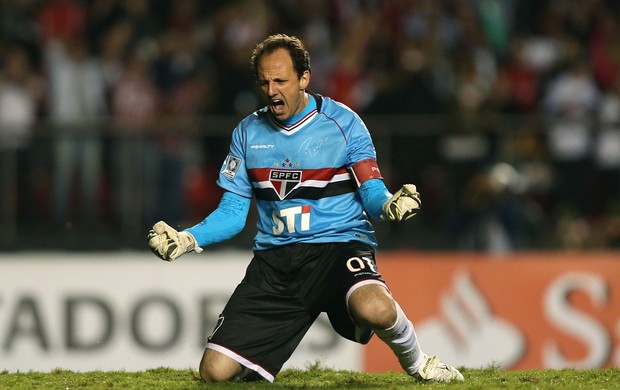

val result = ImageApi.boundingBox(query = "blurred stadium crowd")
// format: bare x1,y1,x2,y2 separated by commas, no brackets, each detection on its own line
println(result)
0,0,619,252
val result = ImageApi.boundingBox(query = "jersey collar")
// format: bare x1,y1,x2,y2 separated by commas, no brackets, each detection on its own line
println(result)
269,92,318,134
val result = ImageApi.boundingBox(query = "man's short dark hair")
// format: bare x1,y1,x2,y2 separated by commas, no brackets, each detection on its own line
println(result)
251,34,311,80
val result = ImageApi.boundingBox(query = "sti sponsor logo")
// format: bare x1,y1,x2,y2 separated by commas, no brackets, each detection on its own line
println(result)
272,205,311,234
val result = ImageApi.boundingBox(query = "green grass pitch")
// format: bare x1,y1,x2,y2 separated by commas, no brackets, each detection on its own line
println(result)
1,365,619,389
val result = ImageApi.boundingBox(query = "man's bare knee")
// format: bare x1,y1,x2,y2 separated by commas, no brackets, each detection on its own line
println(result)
348,284,397,329
199,348,243,383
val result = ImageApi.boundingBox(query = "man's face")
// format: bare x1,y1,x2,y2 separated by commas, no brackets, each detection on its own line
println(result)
257,48,309,121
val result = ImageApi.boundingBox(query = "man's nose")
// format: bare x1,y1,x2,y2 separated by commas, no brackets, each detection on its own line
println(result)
267,82,276,96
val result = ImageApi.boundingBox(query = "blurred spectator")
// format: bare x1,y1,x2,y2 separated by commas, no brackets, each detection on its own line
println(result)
164,68,218,225
0,45,44,242
587,3,620,91
477,0,514,59
297,0,336,94
210,0,274,114
0,2,41,64
45,36,107,226
499,38,542,114
593,77,620,216
109,50,160,235
327,11,376,112
452,0,498,117
542,56,602,216
120,0,162,41
38,0,87,44
508,122,553,221
452,162,528,253
542,57,601,120
0,46,42,149
99,20,134,90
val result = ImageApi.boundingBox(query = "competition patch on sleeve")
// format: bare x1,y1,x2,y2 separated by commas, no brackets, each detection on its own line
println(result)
221,155,242,180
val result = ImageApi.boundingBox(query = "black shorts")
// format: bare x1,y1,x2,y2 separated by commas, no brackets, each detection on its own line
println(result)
206,241,386,381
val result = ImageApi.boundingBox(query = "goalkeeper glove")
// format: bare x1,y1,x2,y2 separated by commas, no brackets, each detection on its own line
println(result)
148,221,203,261
382,184,421,221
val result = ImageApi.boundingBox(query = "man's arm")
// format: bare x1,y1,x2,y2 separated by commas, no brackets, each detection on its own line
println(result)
358,178,392,220
358,179,421,221
148,191,251,261
351,159,421,221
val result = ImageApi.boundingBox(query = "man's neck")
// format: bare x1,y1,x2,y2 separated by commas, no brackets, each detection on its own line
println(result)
277,92,315,127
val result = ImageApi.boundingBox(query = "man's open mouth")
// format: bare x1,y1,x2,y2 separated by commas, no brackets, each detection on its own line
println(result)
272,99,284,108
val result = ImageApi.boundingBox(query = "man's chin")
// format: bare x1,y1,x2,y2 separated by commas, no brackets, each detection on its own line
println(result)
270,108,289,120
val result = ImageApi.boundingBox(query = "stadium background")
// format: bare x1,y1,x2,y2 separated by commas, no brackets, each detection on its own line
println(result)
0,0,618,373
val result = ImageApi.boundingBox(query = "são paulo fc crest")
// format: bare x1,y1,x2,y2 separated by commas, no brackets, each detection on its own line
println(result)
270,169,302,199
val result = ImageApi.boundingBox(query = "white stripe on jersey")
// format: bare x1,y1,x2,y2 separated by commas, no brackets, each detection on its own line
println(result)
253,172,351,190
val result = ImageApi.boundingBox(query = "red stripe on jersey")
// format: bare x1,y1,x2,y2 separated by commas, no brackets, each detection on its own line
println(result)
350,158,383,187
248,167,349,182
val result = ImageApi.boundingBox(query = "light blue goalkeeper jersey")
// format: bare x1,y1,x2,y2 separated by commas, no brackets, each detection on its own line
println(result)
217,93,378,250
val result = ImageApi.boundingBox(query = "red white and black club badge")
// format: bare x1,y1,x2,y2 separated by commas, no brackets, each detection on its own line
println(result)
269,169,302,200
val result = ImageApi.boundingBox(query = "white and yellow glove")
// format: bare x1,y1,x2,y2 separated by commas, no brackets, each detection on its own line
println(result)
148,221,203,261
382,184,421,221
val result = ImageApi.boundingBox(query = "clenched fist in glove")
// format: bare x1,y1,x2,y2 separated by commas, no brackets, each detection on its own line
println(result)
382,184,421,221
148,221,203,261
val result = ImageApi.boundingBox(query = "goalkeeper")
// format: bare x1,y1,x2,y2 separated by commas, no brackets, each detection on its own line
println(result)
148,34,463,384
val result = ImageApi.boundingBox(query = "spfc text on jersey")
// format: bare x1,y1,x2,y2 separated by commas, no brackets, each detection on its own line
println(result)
270,170,301,181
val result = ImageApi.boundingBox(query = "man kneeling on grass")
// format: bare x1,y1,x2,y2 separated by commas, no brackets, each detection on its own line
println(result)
148,33,464,384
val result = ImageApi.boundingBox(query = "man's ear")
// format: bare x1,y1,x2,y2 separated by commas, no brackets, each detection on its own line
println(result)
300,70,310,90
